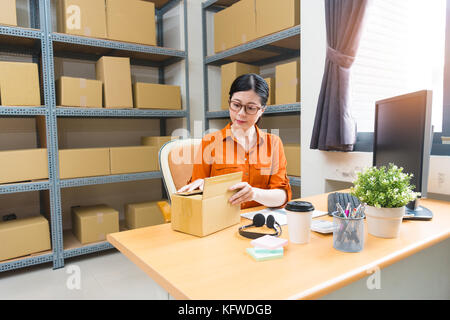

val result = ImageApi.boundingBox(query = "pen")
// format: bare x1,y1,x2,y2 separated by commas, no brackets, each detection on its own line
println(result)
345,203,351,218
336,203,345,217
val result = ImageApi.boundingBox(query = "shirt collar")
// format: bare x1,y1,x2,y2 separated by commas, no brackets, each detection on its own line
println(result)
221,122,266,146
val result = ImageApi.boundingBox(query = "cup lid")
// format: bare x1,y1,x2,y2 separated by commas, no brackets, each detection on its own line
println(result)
285,201,315,212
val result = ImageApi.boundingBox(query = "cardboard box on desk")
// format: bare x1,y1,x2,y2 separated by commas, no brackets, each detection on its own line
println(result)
171,172,243,237
256,0,300,38
56,76,102,108
0,216,51,262
133,83,181,110
56,0,107,38
125,201,165,230
59,148,110,179
106,0,156,46
96,56,133,108
221,62,260,110
284,143,300,177
0,0,17,26
275,60,300,105
0,62,41,106
109,146,158,175
71,204,119,245
0,149,48,184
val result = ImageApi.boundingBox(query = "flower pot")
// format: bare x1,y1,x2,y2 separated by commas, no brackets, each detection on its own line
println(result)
365,205,405,238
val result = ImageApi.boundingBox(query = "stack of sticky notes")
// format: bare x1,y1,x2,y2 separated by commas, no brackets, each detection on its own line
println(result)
246,235,288,262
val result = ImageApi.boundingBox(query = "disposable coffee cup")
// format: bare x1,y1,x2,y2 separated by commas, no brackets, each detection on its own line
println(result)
285,201,315,244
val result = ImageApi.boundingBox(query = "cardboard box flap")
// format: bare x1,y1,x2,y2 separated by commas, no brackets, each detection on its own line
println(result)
177,190,204,196
203,172,243,199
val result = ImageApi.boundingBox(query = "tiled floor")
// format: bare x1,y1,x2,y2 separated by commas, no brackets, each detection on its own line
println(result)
0,250,170,300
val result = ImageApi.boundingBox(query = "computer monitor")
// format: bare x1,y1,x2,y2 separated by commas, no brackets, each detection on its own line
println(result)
373,90,433,220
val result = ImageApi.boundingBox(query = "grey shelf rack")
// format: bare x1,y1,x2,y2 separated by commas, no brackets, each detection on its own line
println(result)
0,0,189,273
201,0,301,188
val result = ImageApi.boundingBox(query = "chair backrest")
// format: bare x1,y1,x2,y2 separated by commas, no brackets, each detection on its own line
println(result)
159,138,202,202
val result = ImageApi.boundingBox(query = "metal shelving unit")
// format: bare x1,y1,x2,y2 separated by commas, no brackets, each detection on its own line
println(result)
0,0,189,272
201,0,301,188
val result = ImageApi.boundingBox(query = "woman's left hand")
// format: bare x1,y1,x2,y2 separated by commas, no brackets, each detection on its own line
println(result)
229,182,256,206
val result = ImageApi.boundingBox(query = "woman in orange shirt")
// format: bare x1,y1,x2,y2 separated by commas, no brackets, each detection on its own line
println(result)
178,74,292,209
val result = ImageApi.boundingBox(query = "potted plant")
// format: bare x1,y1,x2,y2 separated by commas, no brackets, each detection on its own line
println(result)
350,164,420,238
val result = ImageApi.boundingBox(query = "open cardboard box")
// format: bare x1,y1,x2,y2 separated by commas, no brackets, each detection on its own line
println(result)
171,172,243,237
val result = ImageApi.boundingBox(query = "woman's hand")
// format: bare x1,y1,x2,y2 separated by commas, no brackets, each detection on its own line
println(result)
228,182,256,206
177,179,204,193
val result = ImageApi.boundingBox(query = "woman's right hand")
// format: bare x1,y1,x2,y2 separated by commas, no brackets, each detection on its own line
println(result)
177,179,204,193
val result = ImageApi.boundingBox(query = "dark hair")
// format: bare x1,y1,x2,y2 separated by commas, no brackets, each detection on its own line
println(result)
229,73,269,106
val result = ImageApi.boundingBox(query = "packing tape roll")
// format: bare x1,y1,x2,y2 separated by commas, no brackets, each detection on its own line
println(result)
97,212,104,224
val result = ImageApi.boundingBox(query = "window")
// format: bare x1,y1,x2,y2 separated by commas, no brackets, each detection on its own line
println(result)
351,0,447,135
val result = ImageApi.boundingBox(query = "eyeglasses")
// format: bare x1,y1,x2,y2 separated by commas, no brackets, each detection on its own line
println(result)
229,100,265,115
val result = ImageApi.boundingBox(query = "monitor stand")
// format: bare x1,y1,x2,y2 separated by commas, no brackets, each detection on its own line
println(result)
404,199,433,220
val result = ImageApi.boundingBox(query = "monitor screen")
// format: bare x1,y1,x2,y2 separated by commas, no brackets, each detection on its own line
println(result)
373,90,433,197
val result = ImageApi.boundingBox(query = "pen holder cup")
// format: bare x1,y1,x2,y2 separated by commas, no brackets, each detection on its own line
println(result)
332,212,365,253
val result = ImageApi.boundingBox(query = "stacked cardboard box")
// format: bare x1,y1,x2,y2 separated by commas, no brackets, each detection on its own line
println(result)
125,201,165,230
0,62,41,106
284,143,300,177
106,0,156,46
275,60,300,105
214,0,300,53
256,0,300,39
56,0,107,38
56,76,102,108
0,149,48,184
96,56,133,108
221,62,260,110
71,204,119,244
0,216,51,261
141,136,177,170
264,77,275,105
133,83,182,110
59,148,110,179
0,0,17,26
109,146,158,174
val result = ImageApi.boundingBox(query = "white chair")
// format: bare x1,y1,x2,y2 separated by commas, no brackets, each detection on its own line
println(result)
159,138,202,202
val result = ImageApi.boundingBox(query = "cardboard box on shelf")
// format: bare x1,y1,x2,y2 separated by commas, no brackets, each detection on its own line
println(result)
171,172,243,237
0,0,17,27
106,0,156,46
125,201,165,230
0,62,41,106
0,216,51,262
109,146,158,175
56,76,102,108
141,136,178,170
96,56,133,108
56,0,107,38
214,4,238,53
0,149,48,184
256,0,300,38
275,60,300,105
264,77,275,105
284,143,300,177
59,148,110,179
221,62,260,110
233,0,257,45
71,204,119,245
133,83,182,110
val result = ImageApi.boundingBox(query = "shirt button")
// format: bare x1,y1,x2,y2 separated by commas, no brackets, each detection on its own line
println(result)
245,173,249,176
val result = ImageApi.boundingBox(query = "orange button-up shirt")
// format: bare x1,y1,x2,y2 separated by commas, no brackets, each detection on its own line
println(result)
190,123,292,209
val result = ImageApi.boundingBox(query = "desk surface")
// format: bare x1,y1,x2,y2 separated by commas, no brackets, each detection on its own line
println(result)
107,193,450,300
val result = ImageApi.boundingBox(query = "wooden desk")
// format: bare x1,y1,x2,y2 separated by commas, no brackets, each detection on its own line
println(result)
107,194,450,300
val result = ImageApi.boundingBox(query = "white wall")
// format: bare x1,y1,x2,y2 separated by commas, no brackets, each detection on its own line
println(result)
300,0,450,198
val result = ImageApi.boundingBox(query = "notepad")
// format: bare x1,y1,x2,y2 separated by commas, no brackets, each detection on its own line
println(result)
246,247,284,262
250,235,288,250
